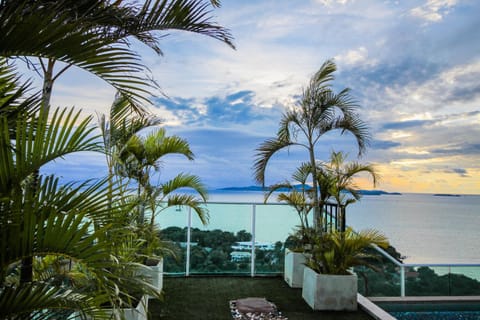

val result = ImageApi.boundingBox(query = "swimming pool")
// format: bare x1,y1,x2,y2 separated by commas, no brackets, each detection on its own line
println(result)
372,299,480,320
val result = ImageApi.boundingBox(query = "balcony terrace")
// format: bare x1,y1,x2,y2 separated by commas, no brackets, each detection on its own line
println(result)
147,201,480,320
148,276,374,320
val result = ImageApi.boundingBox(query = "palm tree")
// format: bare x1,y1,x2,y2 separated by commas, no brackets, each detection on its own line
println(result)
117,127,209,225
0,0,235,111
112,127,208,263
254,59,370,229
265,163,315,239
99,93,163,203
0,66,159,318
2,0,234,285
321,151,379,229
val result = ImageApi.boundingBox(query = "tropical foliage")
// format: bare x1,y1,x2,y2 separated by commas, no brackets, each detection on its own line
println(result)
321,151,378,208
99,93,209,263
317,150,378,229
254,59,370,228
1,0,234,317
0,64,160,319
306,227,389,275
0,0,234,106
264,163,318,250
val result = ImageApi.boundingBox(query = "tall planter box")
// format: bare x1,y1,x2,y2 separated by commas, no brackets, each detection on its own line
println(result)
143,259,163,292
69,295,148,320
112,295,149,320
284,248,307,288
302,266,357,311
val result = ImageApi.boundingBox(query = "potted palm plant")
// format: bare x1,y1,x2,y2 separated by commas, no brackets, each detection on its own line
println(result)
265,164,315,288
302,227,388,311
100,94,209,293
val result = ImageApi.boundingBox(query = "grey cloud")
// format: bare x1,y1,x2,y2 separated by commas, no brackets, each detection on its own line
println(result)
370,140,401,149
444,83,480,104
444,168,469,177
154,91,282,127
431,143,480,156
382,120,433,130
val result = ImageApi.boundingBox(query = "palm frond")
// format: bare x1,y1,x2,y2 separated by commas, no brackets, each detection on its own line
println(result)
0,60,40,136
134,0,235,52
310,59,336,88
166,193,209,225
14,107,101,182
253,137,294,185
161,173,208,201
0,1,154,102
146,129,195,163
0,282,101,320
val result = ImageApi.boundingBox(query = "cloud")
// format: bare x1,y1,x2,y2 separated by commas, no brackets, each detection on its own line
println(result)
382,120,433,130
335,47,376,67
410,0,458,23
444,168,469,177
370,140,402,150
315,0,353,6
27,1,480,194
153,90,283,129
431,143,480,156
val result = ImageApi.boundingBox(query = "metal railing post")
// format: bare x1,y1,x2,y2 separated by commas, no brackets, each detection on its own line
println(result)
251,204,256,277
400,265,405,297
448,265,452,296
186,207,192,276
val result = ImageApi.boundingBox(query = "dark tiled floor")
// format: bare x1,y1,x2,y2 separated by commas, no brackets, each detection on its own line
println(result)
149,276,373,320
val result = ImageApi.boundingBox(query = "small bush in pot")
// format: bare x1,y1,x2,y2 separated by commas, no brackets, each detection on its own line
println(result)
302,227,388,311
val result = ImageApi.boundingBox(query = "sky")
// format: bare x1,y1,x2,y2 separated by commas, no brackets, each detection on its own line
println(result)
39,0,480,195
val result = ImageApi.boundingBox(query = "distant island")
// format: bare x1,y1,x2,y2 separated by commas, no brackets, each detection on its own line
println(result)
433,193,461,197
217,185,401,196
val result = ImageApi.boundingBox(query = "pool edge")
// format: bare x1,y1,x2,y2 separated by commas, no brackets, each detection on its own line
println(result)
358,293,397,320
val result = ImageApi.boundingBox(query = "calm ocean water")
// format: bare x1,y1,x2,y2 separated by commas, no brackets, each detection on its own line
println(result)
157,191,480,265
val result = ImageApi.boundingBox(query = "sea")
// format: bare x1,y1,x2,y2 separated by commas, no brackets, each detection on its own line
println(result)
157,191,480,265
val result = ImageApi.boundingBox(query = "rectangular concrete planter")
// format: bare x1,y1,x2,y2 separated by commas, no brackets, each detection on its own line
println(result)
114,294,149,320
70,294,149,320
302,266,358,311
143,259,163,292
284,248,307,288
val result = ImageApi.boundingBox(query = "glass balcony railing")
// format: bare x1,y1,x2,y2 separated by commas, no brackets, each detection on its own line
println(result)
156,201,480,297
371,246,480,297
157,202,296,276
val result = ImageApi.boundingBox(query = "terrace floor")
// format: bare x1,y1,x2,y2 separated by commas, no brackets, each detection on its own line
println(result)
148,276,374,320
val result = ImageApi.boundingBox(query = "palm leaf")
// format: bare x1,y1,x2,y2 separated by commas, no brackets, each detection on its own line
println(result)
0,283,101,320
133,0,235,53
161,173,208,201
0,1,153,102
0,60,40,136
166,193,209,225
11,107,101,185
253,138,294,185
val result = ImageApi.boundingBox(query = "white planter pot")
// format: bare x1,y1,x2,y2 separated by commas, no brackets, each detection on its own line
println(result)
302,266,357,311
144,259,163,292
70,294,149,320
114,294,149,320
284,248,307,288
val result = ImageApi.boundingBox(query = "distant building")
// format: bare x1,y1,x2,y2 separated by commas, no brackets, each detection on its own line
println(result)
231,241,275,251
230,251,251,262
179,242,198,248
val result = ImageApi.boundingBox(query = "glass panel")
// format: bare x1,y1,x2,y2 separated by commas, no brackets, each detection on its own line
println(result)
254,204,297,274
157,206,187,275
355,248,401,297
405,266,450,296
448,266,480,296
189,203,252,275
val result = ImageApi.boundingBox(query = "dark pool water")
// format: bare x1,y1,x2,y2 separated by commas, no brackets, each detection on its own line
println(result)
391,310,480,320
